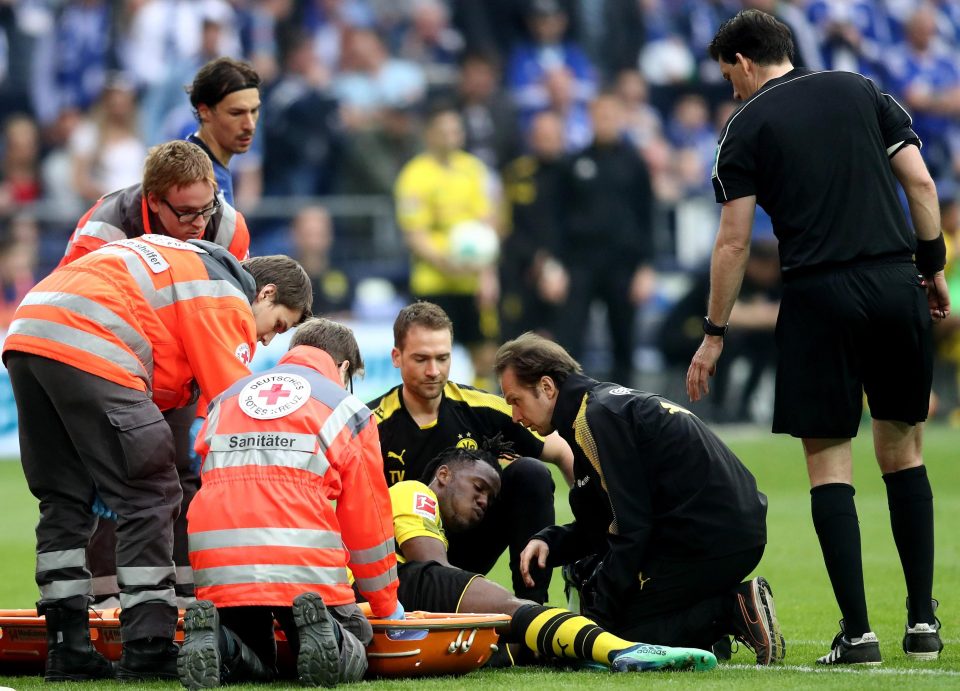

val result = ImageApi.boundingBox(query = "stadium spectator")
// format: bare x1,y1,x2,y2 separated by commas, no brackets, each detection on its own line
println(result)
575,0,643,84
499,110,567,340
506,0,597,139
688,10,948,665
0,5,34,126
30,0,121,127
884,3,960,186
3,219,311,681
261,28,341,197
665,93,717,181
389,439,717,672
456,52,521,171
333,28,426,130
614,69,664,154
185,57,263,206
394,103,500,384
554,92,656,385
495,333,781,664
539,65,593,152
0,114,43,214
395,0,465,93
743,0,825,71
0,231,37,329
291,205,354,318
368,301,573,604
68,73,145,205
179,318,399,687
804,0,891,79
335,100,421,196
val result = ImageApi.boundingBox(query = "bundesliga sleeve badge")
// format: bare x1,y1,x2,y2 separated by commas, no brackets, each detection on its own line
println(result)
413,492,438,520
239,373,311,420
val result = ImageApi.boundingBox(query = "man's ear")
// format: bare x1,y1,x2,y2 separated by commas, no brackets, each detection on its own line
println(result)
435,465,450,488
540,375,558,401
391,346,401,368
257,283,277,303
145,191,161,214
197,103,211,125
735,52,752,74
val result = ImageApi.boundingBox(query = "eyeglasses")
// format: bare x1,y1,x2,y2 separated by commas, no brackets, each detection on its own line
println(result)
161,197,221,224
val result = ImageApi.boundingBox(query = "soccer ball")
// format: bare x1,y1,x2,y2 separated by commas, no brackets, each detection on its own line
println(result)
448,220,500,267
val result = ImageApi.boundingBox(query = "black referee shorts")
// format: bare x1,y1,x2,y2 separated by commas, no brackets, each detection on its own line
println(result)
397,560,481,613
773,262,932,438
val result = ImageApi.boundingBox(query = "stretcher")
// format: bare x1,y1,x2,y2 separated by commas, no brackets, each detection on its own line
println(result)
0,606,511,678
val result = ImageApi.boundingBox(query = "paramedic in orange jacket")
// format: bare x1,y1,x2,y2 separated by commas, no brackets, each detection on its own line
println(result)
2,236,312,682
59,140,250,267
67,140,248,606
180,318,399,687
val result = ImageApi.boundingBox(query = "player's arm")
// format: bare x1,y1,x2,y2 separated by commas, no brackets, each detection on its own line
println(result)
398,536,450,565
395,169,456,273
540,432,574,487
891,145,950,320
687,195,756,401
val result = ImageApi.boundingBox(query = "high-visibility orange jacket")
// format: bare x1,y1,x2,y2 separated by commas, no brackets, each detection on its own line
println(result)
58,184,250,268
188,345,399,617
3,235,256,411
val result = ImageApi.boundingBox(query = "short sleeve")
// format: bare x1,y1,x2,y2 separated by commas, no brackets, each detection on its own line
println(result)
712,117,758,203
870,78,920,151
389,482,448,549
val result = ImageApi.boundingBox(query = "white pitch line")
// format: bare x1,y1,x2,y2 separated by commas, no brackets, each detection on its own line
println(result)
778,639,960,646
721,664,960,677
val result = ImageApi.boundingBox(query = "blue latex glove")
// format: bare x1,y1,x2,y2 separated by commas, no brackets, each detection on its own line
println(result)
388,602,405,621
91,493,118,521
385,601,428,641
188,416,205,474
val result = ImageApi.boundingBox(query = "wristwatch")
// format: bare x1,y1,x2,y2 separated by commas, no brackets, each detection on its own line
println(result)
703,316,728,337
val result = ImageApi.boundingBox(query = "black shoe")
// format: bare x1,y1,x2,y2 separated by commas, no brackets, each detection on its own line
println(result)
903,598,943,661
711,636,733,662
292,592,340,687
45,646,115,682
817,622,881,666
178,600,222,689
730,577,785,665
117,636,180,681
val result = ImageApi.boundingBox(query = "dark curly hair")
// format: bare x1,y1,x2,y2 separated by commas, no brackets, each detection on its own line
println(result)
419,434,516,484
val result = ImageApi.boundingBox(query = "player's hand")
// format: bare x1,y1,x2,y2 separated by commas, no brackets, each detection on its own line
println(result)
188,416,205,474
91,493,118,521
519,539,549,588
686,335,725,402
923,271,951,321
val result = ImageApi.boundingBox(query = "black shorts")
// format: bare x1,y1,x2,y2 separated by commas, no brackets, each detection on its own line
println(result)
416,294,495,346
397,560,481,613
773,262,932,438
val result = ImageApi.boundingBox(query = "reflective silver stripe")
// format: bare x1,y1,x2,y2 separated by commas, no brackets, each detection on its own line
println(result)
40,579,91,600
96,245,168,309
36,548,86,572
176,566,193,585
190,527,343,552
120,587,177,609
18,292,154,380
91,575,119,596
158,278,248,306
349,539,394,566
9,318,151,387
319,397,368,452
209,432,317,453
76,220,126,243
193,564,348,588
354,567,398,594
205,448,330,477
117,565,176,586
216,195,238,250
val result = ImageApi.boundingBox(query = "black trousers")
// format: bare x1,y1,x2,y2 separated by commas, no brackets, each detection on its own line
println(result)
555,258,637,384
446,457,555,603
87,403,199,600
8,353,180,642
581,546,765,650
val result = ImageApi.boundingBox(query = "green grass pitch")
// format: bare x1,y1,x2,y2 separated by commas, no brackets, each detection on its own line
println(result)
1,424,957,689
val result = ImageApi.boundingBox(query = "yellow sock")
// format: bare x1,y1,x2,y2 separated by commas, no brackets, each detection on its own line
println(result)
519,606,634,665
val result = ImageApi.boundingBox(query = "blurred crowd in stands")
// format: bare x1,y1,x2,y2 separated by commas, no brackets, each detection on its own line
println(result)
0,0,958,422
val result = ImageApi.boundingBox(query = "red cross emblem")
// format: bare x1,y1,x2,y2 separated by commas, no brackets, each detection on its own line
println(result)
258,383,291,405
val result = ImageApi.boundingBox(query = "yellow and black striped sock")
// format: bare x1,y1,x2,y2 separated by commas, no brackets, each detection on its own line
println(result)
512,604,634,666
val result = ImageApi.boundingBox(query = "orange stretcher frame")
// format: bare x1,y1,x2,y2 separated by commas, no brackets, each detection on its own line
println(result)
0,606,511,679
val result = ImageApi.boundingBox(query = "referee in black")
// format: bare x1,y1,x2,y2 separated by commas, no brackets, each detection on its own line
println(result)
687,10,950,665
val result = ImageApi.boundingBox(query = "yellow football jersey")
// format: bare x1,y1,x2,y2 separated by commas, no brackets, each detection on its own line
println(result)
389,481,447,564
394,151,491,295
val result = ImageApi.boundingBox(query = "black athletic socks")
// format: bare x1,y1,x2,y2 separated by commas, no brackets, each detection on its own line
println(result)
510,604,634,665
811,483,870,638
883,465,936,626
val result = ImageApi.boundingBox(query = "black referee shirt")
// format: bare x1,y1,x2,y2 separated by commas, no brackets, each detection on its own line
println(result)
368,381,545,486
712,68,919,274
